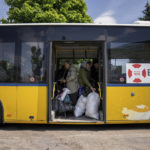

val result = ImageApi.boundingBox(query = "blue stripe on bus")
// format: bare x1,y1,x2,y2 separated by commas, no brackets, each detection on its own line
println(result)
0,83,48,86
2,83,150,87
107,84,150,87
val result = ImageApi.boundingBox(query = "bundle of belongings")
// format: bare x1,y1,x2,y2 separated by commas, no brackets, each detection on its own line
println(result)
53,88,74,117
74,91,100,120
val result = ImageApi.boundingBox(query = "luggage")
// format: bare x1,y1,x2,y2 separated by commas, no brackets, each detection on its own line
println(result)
53,91,74,117
85,92,100,120
74,95,88,117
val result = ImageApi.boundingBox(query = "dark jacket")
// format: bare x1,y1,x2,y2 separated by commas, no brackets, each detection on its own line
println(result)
91,66,99,83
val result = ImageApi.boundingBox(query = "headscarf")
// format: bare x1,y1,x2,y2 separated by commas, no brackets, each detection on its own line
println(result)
81,61,91,70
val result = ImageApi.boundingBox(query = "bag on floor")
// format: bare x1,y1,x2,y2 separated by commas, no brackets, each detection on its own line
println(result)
63,95,74,112
85,92,100,120
74,95,88,117
53,95,74,114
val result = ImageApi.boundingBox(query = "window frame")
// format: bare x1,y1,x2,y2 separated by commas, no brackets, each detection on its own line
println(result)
107,41,150,84
0,42,16,83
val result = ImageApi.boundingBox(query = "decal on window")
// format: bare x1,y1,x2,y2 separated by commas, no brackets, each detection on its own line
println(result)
126,63,150,83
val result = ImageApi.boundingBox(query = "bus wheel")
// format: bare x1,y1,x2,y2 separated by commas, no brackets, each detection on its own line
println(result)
0,101,4,124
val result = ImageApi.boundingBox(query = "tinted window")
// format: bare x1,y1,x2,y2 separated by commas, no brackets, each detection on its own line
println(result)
0,42,16,82
20,42,46,83
107,27,150,42
108,42,150,83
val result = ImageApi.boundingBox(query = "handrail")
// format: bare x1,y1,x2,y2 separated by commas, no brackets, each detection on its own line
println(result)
52,82,56,100
97,82,102,100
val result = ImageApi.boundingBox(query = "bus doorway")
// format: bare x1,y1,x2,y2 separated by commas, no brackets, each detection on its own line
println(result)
50,41,105,123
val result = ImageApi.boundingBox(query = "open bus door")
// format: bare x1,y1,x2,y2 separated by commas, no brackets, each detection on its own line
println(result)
48,41,106,124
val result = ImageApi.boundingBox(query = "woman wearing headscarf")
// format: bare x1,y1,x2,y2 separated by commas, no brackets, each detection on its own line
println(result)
78,61,95,96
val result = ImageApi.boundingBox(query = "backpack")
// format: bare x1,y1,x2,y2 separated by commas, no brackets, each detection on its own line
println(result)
79,87,91,97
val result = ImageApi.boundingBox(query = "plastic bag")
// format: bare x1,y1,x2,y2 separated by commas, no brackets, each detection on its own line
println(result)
57,88,70,101
85,92,100,120
74,95,88,117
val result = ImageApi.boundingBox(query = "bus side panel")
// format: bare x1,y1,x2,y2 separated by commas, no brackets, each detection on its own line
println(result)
106,86,150,122
0,86,17,121
37,86,47,121
17,86,47,122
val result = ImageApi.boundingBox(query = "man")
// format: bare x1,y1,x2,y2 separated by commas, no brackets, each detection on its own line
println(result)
91,59,99,89
60,61,79,106
78,61,95,96
91,59,99,84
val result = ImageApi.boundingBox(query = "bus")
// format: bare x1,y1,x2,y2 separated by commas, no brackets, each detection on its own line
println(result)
0,22,150,125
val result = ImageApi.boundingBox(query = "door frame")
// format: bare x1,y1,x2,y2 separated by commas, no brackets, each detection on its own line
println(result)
47,40,107,123
103,41,108,124
47,41,53,122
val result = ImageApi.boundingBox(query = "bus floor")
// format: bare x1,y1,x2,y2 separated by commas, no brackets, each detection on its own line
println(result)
52,113,103,123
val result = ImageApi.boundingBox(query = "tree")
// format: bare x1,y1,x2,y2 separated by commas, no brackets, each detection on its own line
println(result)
1,0,93,23
139,1,150,21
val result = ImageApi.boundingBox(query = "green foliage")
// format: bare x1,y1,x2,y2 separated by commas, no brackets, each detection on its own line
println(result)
139,1,150,20
1,0,93,23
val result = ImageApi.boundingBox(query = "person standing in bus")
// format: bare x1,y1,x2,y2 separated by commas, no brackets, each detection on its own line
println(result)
78,61,95,96
91,59,99,85
60,61,79,106
56,64,69,90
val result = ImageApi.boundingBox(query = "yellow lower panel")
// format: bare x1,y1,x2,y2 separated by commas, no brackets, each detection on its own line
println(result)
37,87,47,121
0,86,17,120
5,120,47,124
107,86,150,121
107,120,150,124
17,86,47,122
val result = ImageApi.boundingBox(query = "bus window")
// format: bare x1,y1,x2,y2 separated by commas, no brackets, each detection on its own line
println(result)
19,42,46,83
0,42,16,82
108,42,150,83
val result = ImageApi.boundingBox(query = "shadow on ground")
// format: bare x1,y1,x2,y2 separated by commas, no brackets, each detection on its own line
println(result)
0,123,150,131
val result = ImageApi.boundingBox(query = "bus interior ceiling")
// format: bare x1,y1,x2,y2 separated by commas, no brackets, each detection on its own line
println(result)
51,41,104,122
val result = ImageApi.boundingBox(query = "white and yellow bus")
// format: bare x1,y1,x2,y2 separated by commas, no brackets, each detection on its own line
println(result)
0,22,150,125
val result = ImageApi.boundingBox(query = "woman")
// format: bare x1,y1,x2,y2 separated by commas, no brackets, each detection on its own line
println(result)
60,61,79,106
78,61,95,96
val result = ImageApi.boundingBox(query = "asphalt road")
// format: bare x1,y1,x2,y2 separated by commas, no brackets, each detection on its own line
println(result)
0,124,150,150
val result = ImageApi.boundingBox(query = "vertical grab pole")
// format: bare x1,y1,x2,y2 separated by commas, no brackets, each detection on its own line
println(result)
48,41,53,122
103,41,108,124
